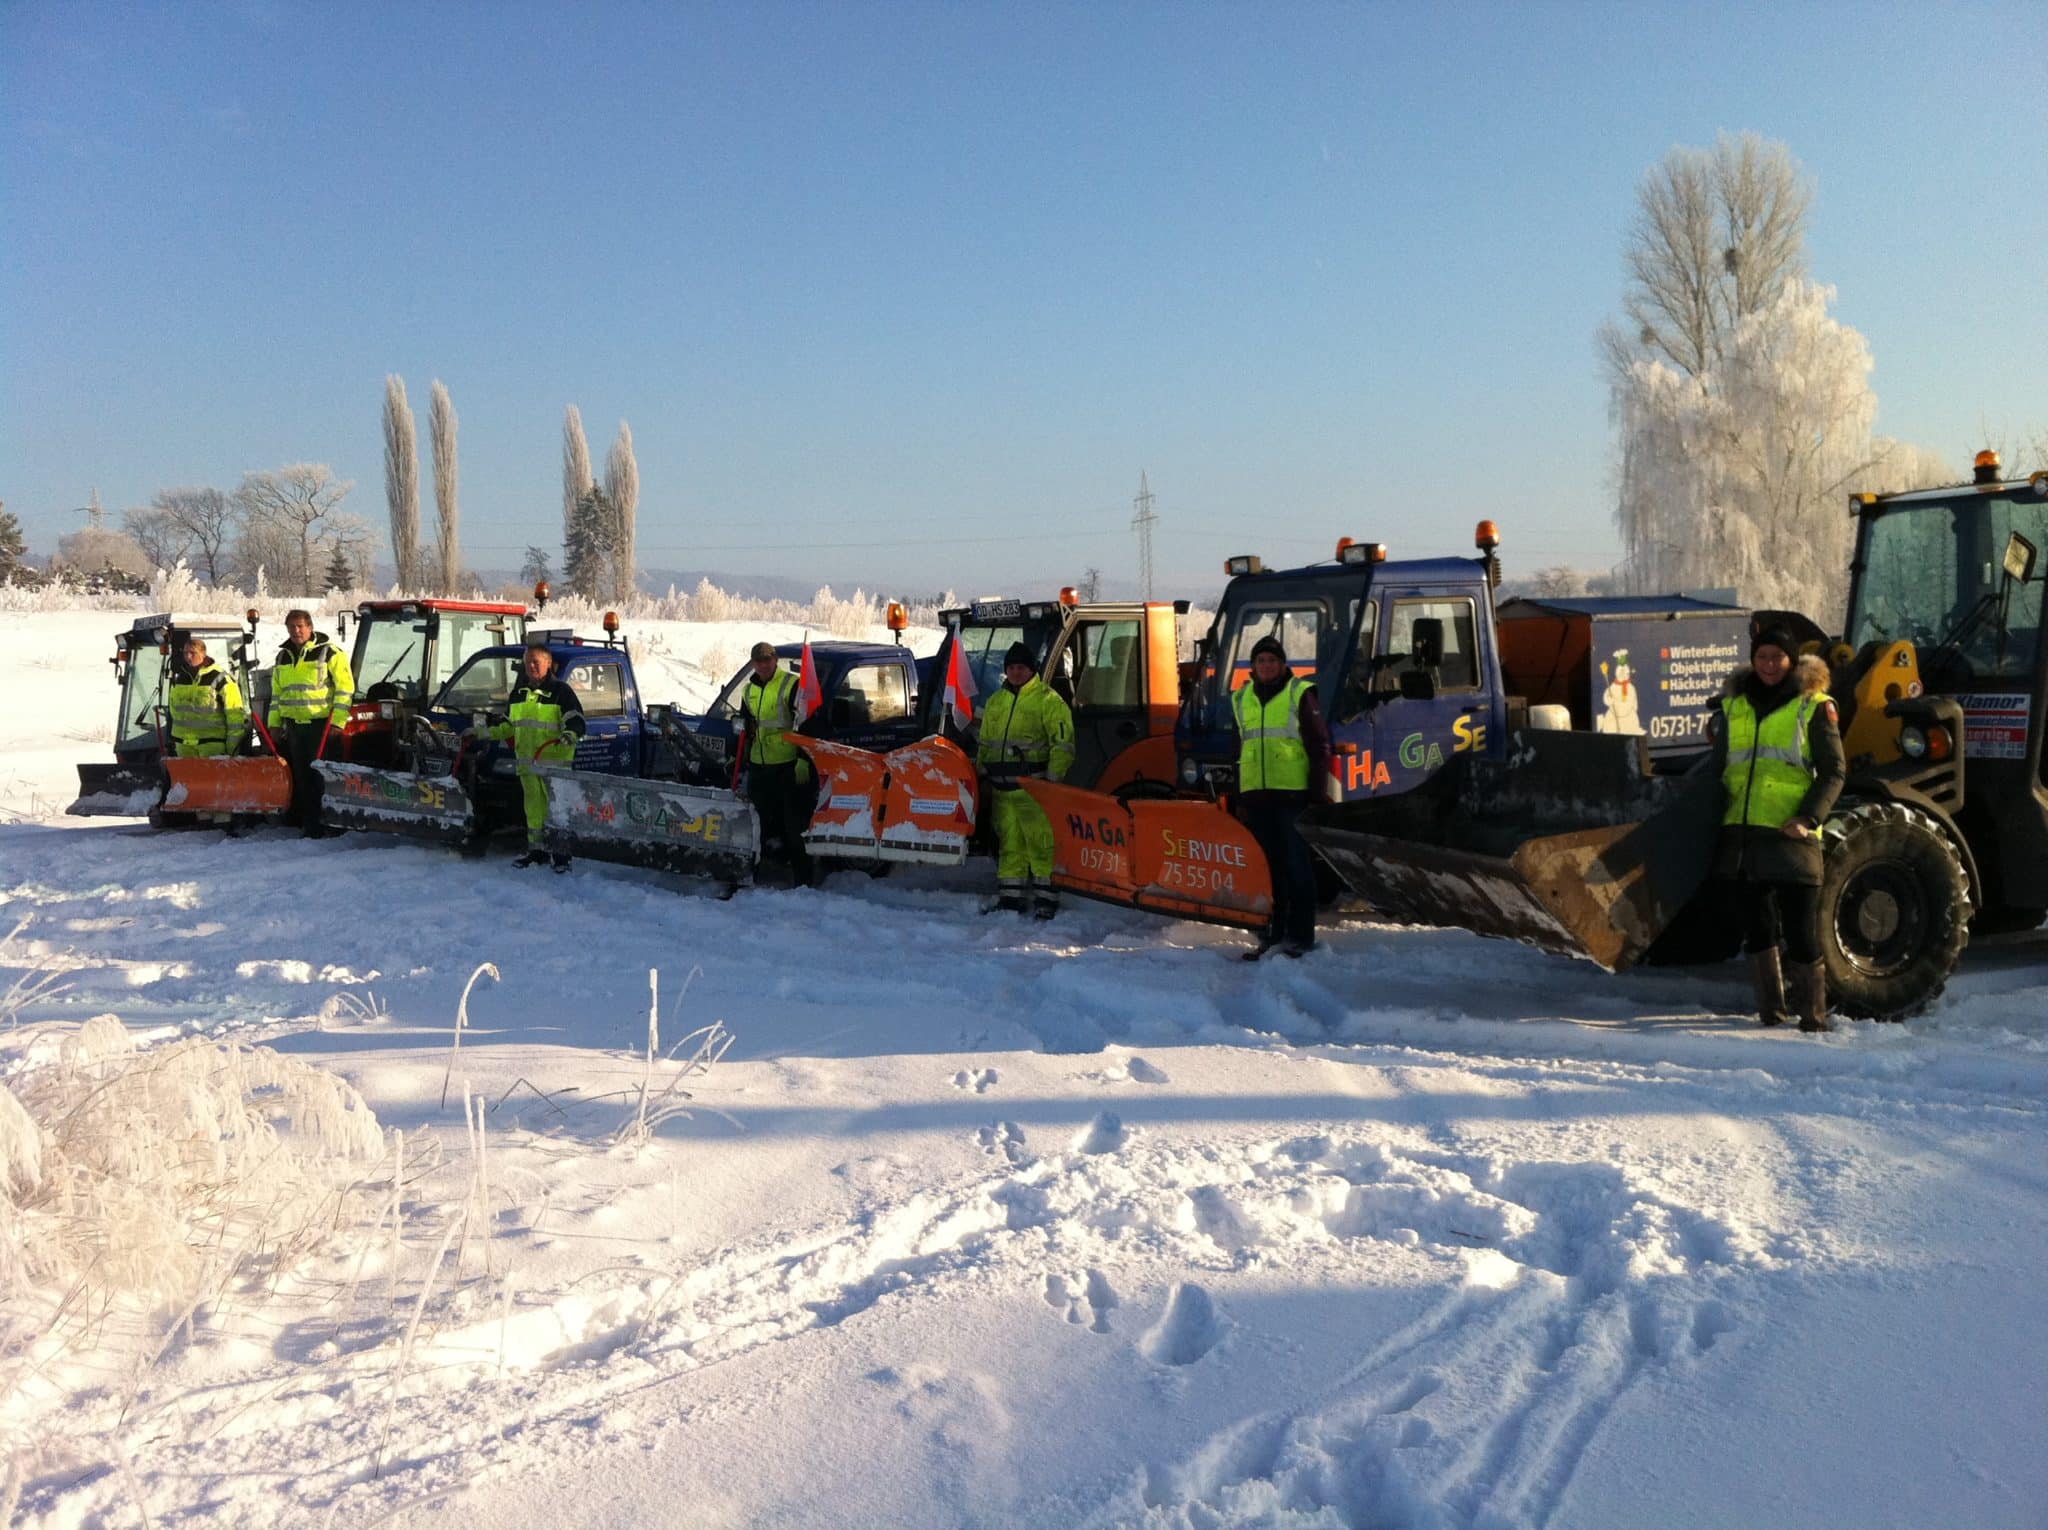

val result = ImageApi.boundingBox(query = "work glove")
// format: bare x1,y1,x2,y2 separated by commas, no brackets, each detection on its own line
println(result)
795,758,813,786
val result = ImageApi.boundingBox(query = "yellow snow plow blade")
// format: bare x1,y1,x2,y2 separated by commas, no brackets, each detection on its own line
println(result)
160,755,294,817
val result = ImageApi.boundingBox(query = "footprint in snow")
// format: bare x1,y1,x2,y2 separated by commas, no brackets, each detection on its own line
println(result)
976,1121,1029,1165
1043,1270,1120,1334
951,1067,998,1094
1073,1112,1126,1155
1140,1282,1227,1367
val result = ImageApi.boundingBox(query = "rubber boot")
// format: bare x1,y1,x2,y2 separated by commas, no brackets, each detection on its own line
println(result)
1747,948,1789,1028
1789,960,1832,1033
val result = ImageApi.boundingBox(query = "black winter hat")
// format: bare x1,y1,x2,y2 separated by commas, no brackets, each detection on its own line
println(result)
1003,641,1036,670
1751,623,1799,660
1249,635,1288,663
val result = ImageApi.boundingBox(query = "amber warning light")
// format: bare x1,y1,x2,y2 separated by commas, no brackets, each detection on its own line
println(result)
886,601,909,632
1475,520,1501,550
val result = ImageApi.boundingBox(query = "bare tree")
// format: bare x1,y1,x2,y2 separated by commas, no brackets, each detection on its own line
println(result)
562,404,593,548
135,487,239,585
1601,132,1812,383
232,464,359,595
429,380,460,591
603,419,639,602
519,545,552,586
123,506,189,572
383,375,421,589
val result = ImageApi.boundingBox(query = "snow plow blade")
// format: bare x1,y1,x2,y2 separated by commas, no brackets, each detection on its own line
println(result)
313,761,475,843
68,762,163,817
161,755,294,817
793,735,979,865
535,765,759,881
1299,732,1722,971
1022,779,1273,930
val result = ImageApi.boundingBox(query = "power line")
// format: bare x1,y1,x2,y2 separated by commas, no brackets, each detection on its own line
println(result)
1130,471,1158,600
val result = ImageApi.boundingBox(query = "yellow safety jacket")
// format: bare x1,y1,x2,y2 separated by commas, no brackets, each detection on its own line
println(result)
743,668,802,766
977,678,1074,788
1721,690,1831,834
268,635,355,728
1235,677,1313,792
490,677,584,768
167,661,247,757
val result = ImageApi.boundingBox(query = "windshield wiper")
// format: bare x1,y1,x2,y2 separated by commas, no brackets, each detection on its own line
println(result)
373,641,418,689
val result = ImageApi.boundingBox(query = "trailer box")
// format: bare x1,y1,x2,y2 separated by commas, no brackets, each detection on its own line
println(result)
1495,594,1747,760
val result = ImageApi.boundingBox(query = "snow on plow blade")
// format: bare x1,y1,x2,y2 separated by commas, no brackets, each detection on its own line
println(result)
1299,732,1721,971
1022,779,1273,930
793,736,979,865
68,762,163,817
161,755,294,817
535,765,758,881
314,761,474,843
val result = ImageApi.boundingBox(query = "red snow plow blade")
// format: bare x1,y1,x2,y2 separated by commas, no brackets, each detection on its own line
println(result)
1021,779,1273,929
160,755,294,816
792,735,980,864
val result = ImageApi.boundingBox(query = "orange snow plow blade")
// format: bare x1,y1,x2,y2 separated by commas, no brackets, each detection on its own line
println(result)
792,735,979,864
1022,779,1273,930
160,755,293,816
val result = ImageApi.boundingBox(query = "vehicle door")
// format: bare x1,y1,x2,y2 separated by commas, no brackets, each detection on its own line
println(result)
1368,585,1499,796
561,656,637,774
1048,607,1149,787
822,657,920,752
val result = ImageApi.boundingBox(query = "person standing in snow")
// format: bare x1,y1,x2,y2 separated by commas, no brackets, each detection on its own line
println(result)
1233,635,1331,960
739,641,815,889
976,641,1074,918
489,641,585,871
1710,624,1845,1032
267,608,355,836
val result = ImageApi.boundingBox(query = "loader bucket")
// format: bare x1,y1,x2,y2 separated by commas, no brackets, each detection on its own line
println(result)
162,755,295,817
313,761,475,843
1298,732,1723,971
535,765,758,881
1023,779,1273,930
793,735,979,865
67,761,164,817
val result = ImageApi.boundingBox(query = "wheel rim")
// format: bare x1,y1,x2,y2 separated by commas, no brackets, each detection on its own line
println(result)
1833,857,1931,978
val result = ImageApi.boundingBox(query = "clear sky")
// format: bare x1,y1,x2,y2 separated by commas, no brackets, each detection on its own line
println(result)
4,1,2043,598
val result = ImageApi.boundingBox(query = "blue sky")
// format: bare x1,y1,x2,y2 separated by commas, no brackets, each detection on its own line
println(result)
4,1,2043,597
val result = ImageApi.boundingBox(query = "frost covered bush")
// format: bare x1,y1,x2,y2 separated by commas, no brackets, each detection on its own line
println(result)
2,1017,386,1348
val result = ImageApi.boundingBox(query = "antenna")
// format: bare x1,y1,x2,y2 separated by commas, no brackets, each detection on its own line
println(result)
1130,471,1158,600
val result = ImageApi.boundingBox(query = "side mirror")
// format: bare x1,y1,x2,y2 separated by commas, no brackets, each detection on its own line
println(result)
1397,666,1439,702
1410,617,1445,671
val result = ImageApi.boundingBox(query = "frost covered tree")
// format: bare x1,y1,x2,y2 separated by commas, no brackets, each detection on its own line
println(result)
562,405,593,546
123,505,188,572
231,464,363,595
323,541,355,593
429,380,460,592
383,376,421,589
0,505,26,580
1600,132,1811,383
138,487,238,585
603,420,639,602
564,484,618,601
56,525,153,580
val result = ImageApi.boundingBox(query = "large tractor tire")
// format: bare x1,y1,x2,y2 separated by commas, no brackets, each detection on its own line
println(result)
1819,802,1972,1020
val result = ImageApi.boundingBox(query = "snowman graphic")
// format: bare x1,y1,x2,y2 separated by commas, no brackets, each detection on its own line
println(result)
1596,648,1643,735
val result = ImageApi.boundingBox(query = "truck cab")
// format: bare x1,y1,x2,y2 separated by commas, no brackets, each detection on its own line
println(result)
333,598,530,765
697,642,928,761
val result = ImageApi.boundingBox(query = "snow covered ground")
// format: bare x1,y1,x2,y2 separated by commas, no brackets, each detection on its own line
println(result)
3,604,2045,1528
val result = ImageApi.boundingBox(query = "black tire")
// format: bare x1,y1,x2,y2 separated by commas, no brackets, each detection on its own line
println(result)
1818,801,1972,1020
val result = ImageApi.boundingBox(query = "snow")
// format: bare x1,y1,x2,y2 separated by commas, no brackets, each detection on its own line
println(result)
2,605,2045,1528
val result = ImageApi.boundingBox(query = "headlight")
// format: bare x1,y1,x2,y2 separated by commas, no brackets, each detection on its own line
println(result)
1179,757,1199,786
1898,725,1927,759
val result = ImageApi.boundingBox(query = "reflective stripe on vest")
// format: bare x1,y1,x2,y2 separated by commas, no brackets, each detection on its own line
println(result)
274,644,340,722
507,686,570,764
745,670,800,765
168,667,232,743
1722,690,1829,834
977,679,1063,787
1236,677,1312,792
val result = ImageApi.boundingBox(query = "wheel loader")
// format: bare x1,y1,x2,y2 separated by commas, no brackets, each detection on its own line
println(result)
1026,455,2048,1017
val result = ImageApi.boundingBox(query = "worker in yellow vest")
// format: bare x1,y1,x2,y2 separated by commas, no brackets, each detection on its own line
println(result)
266,608,355,836
976,641,1074,918
1233,635,1332,959
167,636,247,757
489,641,585,871
1710,624,1845,1031
740,642,814,888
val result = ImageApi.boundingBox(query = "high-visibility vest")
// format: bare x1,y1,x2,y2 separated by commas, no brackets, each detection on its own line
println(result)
269,637,354,726
977,678,1074,787
168,662,247,756
743,668,802,766
1722,690,1830,834
1235,677,1313,792
497,681,580,767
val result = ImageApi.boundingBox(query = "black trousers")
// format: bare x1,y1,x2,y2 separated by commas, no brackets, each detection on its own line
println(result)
1239,792,1316,947
749,761,813,886
279,719,326,831
1736,879,1821,965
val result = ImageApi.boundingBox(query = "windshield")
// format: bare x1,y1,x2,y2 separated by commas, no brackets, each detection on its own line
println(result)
437,612,521,691
710,659,794,722
356,616,428,700
436,652,517,715
955,623,1025,699
1850,490,2047,681
116,641,171,750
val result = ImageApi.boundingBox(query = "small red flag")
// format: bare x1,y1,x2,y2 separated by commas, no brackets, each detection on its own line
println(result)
795,640,824,726
942,636,977,727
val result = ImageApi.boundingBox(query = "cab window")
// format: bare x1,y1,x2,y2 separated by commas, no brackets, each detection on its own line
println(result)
1227,605,1321,689
711,658,794,722
1386,597,1481,691
566,661,626,718
439,654,515,713
437,613,518,691
1069,618,1144,707
833,662,910,725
